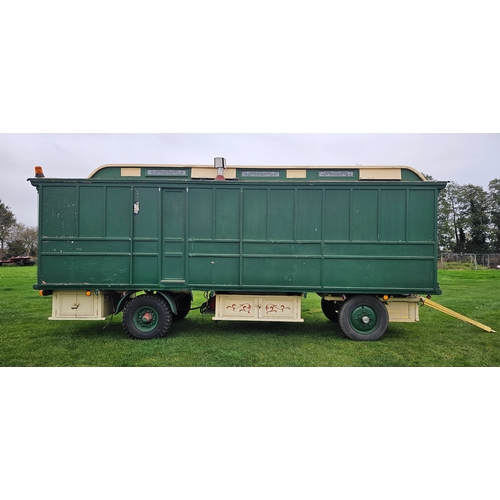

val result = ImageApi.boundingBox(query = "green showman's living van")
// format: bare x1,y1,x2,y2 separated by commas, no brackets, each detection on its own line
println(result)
29,158,447,340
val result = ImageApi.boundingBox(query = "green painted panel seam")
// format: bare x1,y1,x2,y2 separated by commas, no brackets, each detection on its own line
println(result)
39,252,131,257
321,255,435,260
239,187,243,287
239,254,323,259
321,187,325,289
158,186,162,286
129,186,135,286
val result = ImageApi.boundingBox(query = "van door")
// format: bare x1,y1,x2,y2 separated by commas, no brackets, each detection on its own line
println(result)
161,188,186,286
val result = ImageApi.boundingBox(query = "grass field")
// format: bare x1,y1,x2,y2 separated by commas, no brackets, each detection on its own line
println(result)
0,266,498,366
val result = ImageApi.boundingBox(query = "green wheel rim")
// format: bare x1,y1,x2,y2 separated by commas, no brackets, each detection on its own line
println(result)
349,305,379,335
133,306,159,333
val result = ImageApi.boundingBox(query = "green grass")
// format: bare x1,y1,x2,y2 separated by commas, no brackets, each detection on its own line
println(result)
438,262,489,270
0,266,499,366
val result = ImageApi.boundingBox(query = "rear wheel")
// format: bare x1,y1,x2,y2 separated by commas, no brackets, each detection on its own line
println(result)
122,294,172,340
321,297,341,322
338,295,389,341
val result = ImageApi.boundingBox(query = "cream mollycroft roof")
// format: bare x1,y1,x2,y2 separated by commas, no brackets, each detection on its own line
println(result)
88,163,427,181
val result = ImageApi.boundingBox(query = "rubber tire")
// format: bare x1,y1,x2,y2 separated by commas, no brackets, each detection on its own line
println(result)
122,294,173,340
321,298,341,322
173,293,192,321
338,295,389,341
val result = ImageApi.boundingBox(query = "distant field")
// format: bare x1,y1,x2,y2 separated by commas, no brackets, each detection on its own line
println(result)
0,266,498,366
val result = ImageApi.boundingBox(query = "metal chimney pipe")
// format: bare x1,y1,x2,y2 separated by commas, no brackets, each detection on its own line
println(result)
214,157,226,180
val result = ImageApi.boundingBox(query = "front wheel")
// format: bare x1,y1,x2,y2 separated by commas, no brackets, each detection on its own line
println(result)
122,294,173,340
338,295,389,341
173,293,192,321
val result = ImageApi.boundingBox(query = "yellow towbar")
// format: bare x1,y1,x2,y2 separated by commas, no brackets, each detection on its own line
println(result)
422,297,496,333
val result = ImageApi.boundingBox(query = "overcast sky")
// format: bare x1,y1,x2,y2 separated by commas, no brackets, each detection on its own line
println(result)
1,133,498,227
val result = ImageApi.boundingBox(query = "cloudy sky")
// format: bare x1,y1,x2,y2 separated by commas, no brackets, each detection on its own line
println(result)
1,133,499,227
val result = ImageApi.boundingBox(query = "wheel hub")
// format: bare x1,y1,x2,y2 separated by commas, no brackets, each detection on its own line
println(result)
134,306,159,332
361,315,370,324
142,312,153,323
350,305,378,334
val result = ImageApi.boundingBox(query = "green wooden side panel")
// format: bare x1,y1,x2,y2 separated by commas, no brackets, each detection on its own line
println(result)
38,184,133,286
181,184,439,292
269,189,294,240
133,187,160,238
187,187,241,286
323,258,436,290
132,187,160,286
79,186,104,237
408,189,436,241
242,257,322,287
379,189,406,242
187,256,240,287
351,189,378,241
106,186,132,238
242,189,267,240
41,186,77,237
188,188,213,239
34,178,443,294
163,189,186,282
40,255,131,284
215,188,240,239
324,189,350,240
296,189,322,240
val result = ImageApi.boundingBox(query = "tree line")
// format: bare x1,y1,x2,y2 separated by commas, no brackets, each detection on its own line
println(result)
0,201,37,260
433,177,500,253
1,177,500,260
